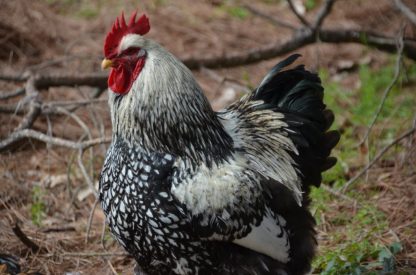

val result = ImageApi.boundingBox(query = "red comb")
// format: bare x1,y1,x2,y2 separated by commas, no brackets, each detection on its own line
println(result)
104,11,150,58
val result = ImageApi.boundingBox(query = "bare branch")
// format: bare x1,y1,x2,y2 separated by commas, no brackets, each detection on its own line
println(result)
321,184,358,205
56,252,129,257
34,73,108,90
313,0,336,30
41,226,76,233
0,129,110,152
341,127,416,192
0,98,106,115
0,87,25,100
0,74,27,82
106,259,118,275
86,198,100,244
0,103,20,113
287,0,310,27
0,31,414,82
243,4,298,31
182,28,416,69
15,76,41,131
359,30,404,146
394,0,416,26
78,149,98,199
47,98,106,108
11,220,46,254
201,68,251,94
101,218,107,250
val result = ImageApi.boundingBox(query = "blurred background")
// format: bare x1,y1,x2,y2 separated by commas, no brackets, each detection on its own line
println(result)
0,0,415,274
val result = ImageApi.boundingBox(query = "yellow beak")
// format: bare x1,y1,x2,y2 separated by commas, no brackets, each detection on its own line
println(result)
101,58,113,70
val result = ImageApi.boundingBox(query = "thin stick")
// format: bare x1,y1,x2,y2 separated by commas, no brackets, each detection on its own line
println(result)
86,198,100,244
77,149,98,199
15,76,41,131
0,129,110,152
106,259,118,275
201,68,251,94
41,226,76,233
341,127,416,192
57,252,129,257
394,0,416,26
0,98,106,115
358,30,404,146
46,98,107,107
0,74,27,82
101,218,107,250
0,87,25,100
313,0,337,30
321,184,358,205
11,221,45,253
287,0,310,27
243,4,298,31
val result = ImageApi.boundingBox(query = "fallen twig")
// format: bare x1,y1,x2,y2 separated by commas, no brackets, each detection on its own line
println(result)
0,74,27,82
11,221,46,254
0,97,106,115
77,149,98,198
57,252,129,257
41,226,76,233
15,75,41,131
0,129,110,152
47,98,107,107
394,0,416,26
243,4,298,31
341,127,416,192
0,88,25,100
358,28,405,146
106,259,118,275
321,184,358,205
85,198,100,244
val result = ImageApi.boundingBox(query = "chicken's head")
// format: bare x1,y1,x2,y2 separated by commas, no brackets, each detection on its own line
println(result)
101,11,150,94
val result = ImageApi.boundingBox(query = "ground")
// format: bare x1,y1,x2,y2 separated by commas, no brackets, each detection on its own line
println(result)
0,0,415,274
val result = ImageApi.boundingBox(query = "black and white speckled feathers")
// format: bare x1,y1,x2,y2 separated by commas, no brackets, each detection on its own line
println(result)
100,32,339,275
100,137,291,274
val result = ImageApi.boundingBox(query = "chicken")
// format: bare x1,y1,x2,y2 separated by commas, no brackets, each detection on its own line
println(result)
99,11,340,275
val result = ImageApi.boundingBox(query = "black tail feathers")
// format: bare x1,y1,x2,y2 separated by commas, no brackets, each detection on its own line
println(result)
253,54,340,190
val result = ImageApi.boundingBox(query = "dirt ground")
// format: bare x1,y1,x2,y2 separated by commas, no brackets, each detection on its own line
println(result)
0,0,415,274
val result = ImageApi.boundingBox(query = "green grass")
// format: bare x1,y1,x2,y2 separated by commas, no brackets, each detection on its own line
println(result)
311,185,403,274
43,0,102,19
320,58,416,184
217,2,250,20
311,57,416,274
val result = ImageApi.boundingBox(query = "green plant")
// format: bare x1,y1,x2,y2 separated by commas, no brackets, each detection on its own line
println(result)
312,57,416,273
30,186,46,227
305,0,317,11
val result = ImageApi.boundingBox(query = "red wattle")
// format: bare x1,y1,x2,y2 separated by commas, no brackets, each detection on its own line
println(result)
108,57,145,95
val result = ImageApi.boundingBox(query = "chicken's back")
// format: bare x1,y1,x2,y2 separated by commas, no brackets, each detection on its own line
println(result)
219,54,340,274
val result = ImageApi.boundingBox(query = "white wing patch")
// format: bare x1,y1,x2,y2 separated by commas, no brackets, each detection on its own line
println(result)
233,208,290,263
171,156,259,215
219,100,303,205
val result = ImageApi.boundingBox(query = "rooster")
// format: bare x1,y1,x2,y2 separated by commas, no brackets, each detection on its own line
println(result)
99,11,339,275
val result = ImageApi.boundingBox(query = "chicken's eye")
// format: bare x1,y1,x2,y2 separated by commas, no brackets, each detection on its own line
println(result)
137,49,146,58
120,47,140,56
